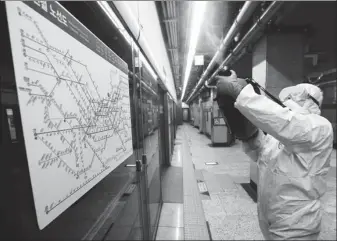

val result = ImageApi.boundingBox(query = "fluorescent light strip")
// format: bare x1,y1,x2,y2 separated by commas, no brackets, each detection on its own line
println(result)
180,1,207,101
121,2,161,80
97,2,157,80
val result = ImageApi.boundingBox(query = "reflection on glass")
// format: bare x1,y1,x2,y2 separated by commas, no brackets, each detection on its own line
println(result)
140,70,162,239
6,108,18,142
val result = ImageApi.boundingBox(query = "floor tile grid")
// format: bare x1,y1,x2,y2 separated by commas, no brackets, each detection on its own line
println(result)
184,125,264,240
319,175,337,240
181,127,211,240
156,127,185,240
185,126,251,185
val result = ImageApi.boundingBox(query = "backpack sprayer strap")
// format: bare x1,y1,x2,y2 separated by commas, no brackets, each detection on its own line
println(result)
245,78,286,108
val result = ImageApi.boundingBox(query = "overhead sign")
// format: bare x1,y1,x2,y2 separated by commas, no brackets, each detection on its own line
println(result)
182,102,189,108
6,1,133,229
194,55,204,66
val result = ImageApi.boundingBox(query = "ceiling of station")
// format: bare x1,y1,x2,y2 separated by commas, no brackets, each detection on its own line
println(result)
157,1,336,102
156,1,243,101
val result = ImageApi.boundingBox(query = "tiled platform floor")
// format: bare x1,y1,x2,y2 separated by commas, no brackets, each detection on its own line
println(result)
156,124,336,240
184,124,263,240
156,203,184,240
156,126,210,240
156,130,185,240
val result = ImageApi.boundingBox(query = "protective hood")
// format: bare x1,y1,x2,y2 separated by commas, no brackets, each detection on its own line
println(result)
279,83,323,115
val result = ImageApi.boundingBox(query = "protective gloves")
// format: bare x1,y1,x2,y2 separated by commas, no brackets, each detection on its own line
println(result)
216,70,248,99
214,70,258,141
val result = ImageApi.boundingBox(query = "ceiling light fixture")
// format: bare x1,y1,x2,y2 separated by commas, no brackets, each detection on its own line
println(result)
180,1,207,101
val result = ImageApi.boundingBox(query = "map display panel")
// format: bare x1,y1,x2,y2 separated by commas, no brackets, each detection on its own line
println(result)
6,1,133,229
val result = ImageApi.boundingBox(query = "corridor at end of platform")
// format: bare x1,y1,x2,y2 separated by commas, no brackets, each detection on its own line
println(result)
156,124,337,240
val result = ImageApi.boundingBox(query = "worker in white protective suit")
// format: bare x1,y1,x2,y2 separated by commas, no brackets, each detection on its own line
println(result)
214,70,334,240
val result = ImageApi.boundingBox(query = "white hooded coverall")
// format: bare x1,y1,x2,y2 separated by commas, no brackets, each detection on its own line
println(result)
234,84,334,240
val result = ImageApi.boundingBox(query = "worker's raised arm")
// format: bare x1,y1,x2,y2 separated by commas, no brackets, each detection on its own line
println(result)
234,84,331,152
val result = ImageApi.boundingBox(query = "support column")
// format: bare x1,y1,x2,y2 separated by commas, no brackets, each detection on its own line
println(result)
231,53,253,78
253,33,305,96
250,32,305,188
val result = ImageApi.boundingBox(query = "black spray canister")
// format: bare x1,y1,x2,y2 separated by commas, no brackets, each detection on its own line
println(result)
213,70,259,141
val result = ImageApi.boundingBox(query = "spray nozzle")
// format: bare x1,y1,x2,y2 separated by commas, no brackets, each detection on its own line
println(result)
217,68,232,77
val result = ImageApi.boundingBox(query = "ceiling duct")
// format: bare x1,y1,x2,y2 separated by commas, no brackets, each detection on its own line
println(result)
183,1,239,99
187,1,286,103
160,1,180,96
185,1,259,102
